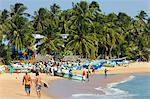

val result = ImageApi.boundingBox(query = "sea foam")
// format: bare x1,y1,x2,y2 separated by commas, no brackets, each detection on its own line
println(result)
95,75,135,95
72,93,137,99
72,75,136,99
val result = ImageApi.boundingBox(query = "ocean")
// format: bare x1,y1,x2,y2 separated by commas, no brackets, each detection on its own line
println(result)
72,74,150,99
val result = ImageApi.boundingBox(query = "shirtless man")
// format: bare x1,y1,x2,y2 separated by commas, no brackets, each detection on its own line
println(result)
22,72,32,96
35,72,42,98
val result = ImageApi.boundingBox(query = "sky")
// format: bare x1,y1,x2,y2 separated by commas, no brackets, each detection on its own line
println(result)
0,0,150,17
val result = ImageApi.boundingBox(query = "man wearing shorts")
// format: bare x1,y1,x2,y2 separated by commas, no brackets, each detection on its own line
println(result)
35,72,42,98
22,72,32,96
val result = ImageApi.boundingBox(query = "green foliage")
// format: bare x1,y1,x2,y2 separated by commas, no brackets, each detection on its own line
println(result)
0,1,149,62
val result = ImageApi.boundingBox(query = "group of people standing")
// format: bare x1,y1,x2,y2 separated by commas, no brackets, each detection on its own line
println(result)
33,60,108,80
82,68,91,81
34,60,80,76
34,61,64,75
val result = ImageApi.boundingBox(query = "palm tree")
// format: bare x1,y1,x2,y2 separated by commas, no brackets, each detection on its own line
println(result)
49,4,61,28
66,1,98,59
99,13,124,59
5,3,35,52
50,3,61,16
0,9,10,39
136,10,148,22
33,8,49,33
89,1,101,14
0,10,12,63
35,4,63,56
37,23,64,54
102,26,123,59
66,32,97,59
1,1,149,61
10,3,31,22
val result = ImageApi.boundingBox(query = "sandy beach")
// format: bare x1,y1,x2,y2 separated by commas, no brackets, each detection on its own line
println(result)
0,62,150,99
73,62,150,75
0,73,61,99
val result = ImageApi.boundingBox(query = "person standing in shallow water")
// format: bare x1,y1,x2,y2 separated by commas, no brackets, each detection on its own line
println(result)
86,70,89,81
22,72,32,96
104,69,108,77
68,68,73,79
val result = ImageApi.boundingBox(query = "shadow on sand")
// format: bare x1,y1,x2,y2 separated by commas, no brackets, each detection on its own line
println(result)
16,93,36,98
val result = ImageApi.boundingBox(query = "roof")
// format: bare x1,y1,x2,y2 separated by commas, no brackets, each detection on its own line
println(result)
32,34,45,39
60,34,69,39
35,54,53,62
62,55,81,62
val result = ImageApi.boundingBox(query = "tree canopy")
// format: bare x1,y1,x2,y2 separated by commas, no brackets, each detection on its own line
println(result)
0,1,149,63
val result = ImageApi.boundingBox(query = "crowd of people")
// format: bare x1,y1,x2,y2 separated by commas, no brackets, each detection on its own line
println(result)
32,60,96,81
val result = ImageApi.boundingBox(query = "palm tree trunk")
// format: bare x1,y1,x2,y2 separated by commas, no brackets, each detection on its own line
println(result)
7,42,12,64
117,53,119,58
109,46,113,59
104,50,107,59
102,47,105,59
0,43,2,58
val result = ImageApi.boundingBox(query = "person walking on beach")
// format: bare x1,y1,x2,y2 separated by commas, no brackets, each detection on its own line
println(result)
22,72,32,96
35,72,42,98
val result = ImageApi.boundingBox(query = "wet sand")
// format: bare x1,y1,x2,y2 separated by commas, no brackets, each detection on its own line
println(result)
48,74,130,99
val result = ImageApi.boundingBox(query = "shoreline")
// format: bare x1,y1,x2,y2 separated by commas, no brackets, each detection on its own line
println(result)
71,73,149,99
0,62,150,99
99,75,135,95
48,74,131,99
47,62,150,99
48,73,149,99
